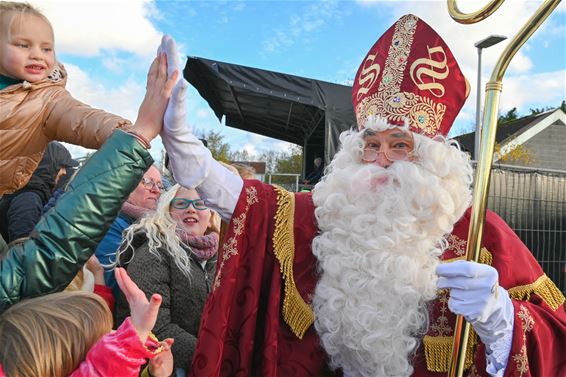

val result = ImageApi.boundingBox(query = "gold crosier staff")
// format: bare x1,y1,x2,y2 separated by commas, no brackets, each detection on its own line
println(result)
445,1,562,376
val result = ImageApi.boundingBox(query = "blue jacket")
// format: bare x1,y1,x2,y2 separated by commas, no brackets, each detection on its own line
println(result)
95,213,134,298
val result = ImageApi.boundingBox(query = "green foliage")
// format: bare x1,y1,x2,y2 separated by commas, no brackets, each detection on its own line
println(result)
195,129,304,185
201,130,232,162
497,107,518,125
274,145,303,183
231,149,252,162
495,142,534,165
529,106,553,115
257,145,303,185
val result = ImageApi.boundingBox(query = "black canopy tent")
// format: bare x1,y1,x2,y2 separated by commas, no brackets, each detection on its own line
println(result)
184,57,356,178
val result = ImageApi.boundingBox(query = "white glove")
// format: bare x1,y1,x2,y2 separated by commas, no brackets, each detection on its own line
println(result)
157,35,242,222
157,35,189,134
157,35,181,83
436,260,514,376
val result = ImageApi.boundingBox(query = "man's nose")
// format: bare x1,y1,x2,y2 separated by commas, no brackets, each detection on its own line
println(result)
149,185,160,194
375,150,392,168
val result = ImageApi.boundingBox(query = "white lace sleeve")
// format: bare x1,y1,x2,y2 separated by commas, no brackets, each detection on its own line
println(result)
485,315,514,377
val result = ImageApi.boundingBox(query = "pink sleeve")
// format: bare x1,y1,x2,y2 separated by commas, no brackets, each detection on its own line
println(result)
69,317,160,377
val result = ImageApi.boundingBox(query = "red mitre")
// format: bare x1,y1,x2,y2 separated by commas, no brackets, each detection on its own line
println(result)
352,14,470,137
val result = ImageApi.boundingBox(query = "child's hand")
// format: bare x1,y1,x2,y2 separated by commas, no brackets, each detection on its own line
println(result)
149,338,174,377
115,267,162,343
85,255,105,285
133,54,178,143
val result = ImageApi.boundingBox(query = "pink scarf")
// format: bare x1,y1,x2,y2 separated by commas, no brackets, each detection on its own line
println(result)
180,232,219,261
121,201,152,221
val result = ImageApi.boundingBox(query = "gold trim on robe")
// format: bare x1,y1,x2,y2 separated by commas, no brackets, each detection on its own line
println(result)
273,185,315,339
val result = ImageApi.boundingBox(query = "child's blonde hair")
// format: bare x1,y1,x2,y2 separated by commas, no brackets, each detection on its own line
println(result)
0,291,112,377
0,2,53,39
117,184,221,276
232,163,256,179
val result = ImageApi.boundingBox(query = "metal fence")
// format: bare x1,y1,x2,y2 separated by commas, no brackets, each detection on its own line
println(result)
484,163,566,294
265,173,301,192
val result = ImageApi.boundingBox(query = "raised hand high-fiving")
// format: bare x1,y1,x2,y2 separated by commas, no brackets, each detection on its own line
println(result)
158,35,190,135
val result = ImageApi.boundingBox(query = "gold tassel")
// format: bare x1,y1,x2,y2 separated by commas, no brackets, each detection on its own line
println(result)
424,330,477,372
272,185,315,339
508,274,565,311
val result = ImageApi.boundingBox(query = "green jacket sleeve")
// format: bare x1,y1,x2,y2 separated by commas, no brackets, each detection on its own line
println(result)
0,130,153,313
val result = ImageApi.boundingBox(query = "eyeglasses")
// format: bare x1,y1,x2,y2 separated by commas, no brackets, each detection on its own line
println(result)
170,198,208,210
141,177,164,191
361,148,413,163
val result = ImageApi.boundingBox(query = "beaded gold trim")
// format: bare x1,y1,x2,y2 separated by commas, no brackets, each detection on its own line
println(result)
272,185,315,339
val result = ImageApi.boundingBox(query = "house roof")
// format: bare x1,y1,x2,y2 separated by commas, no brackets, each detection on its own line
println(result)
453,110,558,155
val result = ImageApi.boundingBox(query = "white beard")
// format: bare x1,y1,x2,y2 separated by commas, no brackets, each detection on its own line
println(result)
311,119,473,377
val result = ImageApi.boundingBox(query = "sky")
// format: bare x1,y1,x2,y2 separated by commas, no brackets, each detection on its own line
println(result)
30,0,566,162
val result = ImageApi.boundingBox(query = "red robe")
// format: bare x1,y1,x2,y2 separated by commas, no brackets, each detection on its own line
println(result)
191,181,566,377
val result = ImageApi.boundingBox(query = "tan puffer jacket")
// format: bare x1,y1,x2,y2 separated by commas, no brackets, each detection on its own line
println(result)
0,64,132,196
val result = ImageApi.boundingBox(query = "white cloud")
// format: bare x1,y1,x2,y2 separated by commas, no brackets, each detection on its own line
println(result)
31,0,162,57
64,63,145,121
243,143,257,156
196,108,212,119
262,1,343,54
60,63,147,158
499,69,566,111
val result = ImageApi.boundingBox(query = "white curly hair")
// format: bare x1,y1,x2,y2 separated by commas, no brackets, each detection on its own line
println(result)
311,117,473,377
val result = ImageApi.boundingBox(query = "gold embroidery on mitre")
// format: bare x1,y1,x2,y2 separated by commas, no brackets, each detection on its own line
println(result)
355,14,446,135
272,185,315,339
213,186,258,290
423,330,478,372
508,274,565,311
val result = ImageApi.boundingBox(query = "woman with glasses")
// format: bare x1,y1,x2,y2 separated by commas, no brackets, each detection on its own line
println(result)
113,184,220,376
94,165,163,300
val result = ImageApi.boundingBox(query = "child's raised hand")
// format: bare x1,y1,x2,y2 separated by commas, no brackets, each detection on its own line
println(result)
149,338,175,377
133,53,178,143
115,267,162,343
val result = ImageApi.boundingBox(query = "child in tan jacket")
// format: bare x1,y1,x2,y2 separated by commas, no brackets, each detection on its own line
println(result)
0,1,132,195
